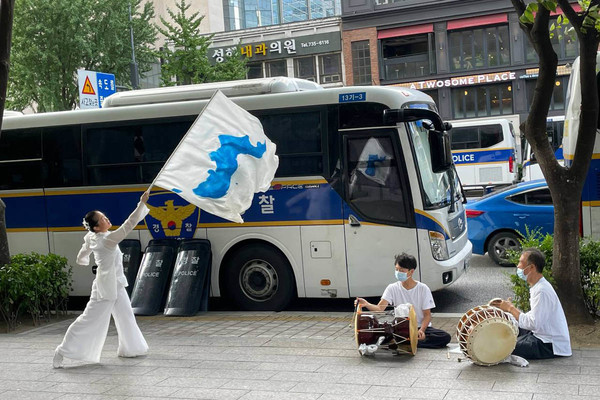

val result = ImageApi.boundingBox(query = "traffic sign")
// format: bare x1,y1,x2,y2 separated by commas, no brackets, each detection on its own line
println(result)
77,70,116,109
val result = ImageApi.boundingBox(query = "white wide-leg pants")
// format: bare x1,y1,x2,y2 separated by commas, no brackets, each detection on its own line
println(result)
56,283,148,363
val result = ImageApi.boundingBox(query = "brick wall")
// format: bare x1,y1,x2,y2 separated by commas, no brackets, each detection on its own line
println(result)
342,27,379,86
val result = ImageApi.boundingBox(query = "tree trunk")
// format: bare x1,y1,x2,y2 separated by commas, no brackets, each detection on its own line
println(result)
0,199,8,266
0,0,15,266
0,0,15,132
552,187,592,323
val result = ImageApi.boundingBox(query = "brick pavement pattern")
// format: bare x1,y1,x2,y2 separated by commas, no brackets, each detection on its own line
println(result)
0,312,598,399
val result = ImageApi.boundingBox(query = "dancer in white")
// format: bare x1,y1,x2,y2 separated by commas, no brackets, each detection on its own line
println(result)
53,191,150,368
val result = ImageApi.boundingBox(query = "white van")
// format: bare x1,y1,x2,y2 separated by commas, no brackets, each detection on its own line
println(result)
522,115,564,181
449,118,518,191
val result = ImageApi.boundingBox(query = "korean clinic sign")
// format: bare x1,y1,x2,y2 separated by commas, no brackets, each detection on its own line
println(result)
77,69,116,109
394,71,516,90
208,32,341,64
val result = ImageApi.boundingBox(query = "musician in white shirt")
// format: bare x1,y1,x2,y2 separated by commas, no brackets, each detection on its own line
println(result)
53,191,151,368
492,248,571,359
355,253,451,349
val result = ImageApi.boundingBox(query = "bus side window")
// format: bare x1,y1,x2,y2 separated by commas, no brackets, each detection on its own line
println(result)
43,126,83,187
345,135,407,224
258,110,325,177
0,128,42,190
450,127,478,150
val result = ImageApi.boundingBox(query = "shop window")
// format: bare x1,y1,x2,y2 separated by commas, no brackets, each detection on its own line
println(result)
352,40,372,85
319,53,341,83
247,62,263,79
449,25,510,72
452,83,513,119
294,56,316,81
266,60,287,77
525,18,577,62
526,77,568,111
381,34,436,81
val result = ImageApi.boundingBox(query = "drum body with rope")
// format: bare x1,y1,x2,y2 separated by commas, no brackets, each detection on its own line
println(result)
456,304,518,366
354,304,418,356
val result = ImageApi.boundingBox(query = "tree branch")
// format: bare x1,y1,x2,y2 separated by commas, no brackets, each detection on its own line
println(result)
557,0,583,30
509,0,526,16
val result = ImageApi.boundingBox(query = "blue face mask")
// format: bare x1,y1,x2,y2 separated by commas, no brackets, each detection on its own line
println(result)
395,271,408,282
517,266,529,281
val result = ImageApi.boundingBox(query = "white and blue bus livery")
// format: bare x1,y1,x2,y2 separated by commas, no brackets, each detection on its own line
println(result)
0,78,471,310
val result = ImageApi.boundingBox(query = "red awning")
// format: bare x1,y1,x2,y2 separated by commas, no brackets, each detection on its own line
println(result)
447,14,507,30
378,24,434,39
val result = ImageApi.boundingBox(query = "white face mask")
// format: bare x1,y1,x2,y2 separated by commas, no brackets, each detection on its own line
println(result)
395,271,408,282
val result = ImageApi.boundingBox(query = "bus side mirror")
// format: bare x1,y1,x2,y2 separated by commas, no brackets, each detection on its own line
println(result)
429,130,453,173
383,109,453,172
383,108,443,130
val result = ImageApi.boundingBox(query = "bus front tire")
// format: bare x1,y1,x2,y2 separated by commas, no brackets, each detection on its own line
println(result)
223,244,295,311
487,231,521,266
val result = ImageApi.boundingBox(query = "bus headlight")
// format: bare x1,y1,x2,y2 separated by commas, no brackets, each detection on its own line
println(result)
429,231,449,261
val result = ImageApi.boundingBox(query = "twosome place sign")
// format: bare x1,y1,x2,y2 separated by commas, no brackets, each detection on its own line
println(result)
393,71,517,90
208,32,341,64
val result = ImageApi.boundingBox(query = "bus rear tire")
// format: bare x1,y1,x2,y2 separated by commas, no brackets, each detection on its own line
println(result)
487,231,520,266
222,244,295,311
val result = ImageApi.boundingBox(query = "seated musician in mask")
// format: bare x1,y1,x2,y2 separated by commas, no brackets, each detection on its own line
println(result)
355,252,451,349
491,248,571,359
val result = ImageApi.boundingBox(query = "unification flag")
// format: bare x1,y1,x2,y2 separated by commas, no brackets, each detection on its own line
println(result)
152,90,279,223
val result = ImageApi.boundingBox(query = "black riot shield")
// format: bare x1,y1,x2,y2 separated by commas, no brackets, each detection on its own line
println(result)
164,239,212,316
130,239,179,316
118,239,142,297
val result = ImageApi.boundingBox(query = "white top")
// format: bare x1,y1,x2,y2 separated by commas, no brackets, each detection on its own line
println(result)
518,277,572,356
381,281,435,327
76,202,149,301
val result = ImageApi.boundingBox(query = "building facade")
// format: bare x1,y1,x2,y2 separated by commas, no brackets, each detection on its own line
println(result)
341,0,578,151
209,0,344,87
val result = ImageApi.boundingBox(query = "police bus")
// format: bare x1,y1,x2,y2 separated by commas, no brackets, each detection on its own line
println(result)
564,54,600,238
449,118,518,195
0,77,471,310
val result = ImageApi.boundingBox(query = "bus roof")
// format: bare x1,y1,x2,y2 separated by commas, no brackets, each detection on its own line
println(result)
1,83,436,131
102,77,323,108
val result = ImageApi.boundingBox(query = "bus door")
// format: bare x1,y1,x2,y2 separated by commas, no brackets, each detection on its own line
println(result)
342,129,418,297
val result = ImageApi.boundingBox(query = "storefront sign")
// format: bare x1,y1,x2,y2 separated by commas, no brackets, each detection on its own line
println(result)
208,32,341,64
394,71,516,90
519,64,572,79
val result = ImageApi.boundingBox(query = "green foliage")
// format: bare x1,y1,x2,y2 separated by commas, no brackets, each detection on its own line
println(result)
0,253,72,332
507,229,600,316
7,0,157,112
156,0,247,86
579,238,600,315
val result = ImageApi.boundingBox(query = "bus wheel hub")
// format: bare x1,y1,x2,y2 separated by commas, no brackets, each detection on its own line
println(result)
240,260,278,301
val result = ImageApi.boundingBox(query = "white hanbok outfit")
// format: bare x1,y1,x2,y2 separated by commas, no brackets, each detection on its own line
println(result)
55,201,150,363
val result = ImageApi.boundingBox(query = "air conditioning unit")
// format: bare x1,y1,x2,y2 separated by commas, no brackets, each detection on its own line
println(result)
321,74,341,83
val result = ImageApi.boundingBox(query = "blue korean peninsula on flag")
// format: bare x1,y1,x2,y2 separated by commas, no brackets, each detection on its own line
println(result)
152,90,279,223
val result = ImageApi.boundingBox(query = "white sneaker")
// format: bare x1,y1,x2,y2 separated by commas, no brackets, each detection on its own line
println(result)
52,349,63,369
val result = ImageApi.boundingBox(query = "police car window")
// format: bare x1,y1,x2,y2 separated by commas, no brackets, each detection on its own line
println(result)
508,192,526,204
525,188,552,205
480,124,503,147
450,127,479,150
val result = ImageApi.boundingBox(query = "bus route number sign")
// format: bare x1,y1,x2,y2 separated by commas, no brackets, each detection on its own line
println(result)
339,92,366,103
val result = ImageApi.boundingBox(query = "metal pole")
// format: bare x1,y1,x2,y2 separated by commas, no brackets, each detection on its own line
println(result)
129,3,139,89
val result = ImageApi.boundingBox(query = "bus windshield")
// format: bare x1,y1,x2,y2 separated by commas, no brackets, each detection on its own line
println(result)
406,120,456,208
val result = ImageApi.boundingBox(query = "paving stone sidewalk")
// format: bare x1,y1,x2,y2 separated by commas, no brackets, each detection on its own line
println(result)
0,312,598,400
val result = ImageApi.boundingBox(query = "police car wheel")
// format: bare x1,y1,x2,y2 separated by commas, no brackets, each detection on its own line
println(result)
487,231,520,266
224,244,295,311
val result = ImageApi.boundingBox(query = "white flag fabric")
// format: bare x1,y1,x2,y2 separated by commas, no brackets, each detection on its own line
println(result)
357,137,391,186
153,90,278,223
